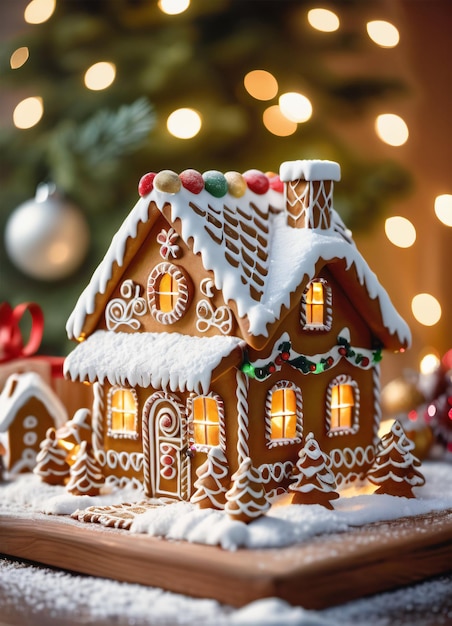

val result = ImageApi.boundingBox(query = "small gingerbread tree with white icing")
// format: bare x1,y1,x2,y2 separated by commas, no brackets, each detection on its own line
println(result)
367,419,425,498
66,441,105,496
33,427,71,486
225,457,270,523
190,446,230,510
289,432,339,509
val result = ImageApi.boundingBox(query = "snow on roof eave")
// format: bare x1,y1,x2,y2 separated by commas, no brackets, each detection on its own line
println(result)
64,331,245,396
66,195,157,341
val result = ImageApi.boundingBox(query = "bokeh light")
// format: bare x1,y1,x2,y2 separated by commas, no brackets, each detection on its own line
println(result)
307,8,340,32
367,20,400,47
279,92,312,123
158,0,190,15
84,62,116,91
419,352,440,375
434,194,452,226
10,47,30,69
384,216,416,248
167,108,202,139
263,105,297,136
13,97,44,129
411,293,442,327
24,0,56,24
244,70,278,101
375,113,409,146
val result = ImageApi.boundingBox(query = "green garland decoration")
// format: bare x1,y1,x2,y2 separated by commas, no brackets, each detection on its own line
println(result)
241,330,383,381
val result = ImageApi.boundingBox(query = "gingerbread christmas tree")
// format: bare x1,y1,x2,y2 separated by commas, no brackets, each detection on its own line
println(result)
367,420,425,498
33,427,71,486
190,446,230,510
224,457,270,523
66,441,105,496
289,432,339,509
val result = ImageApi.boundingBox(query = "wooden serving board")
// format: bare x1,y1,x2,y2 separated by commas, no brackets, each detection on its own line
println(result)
1,509,452,610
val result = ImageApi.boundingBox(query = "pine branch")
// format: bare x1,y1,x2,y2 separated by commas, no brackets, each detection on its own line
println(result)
72,97,155,166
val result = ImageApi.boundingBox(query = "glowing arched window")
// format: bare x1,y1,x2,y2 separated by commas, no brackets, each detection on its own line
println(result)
302,279,332,330
157,271,178,312
192,395,222,448
147,262,192,324
270,388,297,439
108,387,138,437
327,375,360,436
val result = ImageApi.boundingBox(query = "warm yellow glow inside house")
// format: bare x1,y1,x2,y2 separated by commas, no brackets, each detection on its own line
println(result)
411,293,442,327
84,62,116,91
434,194,452,226
157,272,177,312
244,70,278,101
193,397,220,446
331,384,354,429
375,113,409,146
384,216,416,248
366,20,400,48
307,8,340,32
263,105,297,136
167,108,202,139
306,281,324,326
13,97,43,129
111,389,136,432
10,47,29,69
24,0,55,24
279,92,312,123
270,388,297,439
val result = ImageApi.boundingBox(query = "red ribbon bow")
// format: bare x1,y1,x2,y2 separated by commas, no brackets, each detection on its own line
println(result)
0,302,44,363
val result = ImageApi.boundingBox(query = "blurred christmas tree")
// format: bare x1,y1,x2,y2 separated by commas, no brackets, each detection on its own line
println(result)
0,0,411,353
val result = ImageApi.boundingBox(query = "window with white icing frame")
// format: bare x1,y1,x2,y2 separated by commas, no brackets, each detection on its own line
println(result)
265,381,303,447
107,386,139,439
188,393,224,452
147,262,192,325
326,375,360,437
301,278,332,331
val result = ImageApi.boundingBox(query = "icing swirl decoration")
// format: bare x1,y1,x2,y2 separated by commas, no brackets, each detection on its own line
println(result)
105,280,147,331
196,299,233,335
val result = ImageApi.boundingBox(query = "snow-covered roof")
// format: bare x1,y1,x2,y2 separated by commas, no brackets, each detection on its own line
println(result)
64,331,245,394
66,161,410,349
0,372,67,432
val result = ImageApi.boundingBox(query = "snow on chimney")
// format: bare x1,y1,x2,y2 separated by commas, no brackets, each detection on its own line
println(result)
279,160,341,230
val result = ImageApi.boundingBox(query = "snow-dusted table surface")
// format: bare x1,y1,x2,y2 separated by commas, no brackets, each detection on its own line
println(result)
1,462,452,626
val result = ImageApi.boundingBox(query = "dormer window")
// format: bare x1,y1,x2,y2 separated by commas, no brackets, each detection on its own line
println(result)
147,262,192,325
301,278,332,331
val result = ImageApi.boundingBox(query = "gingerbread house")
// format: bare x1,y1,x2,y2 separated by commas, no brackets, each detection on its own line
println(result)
64,160,410,500
0,371,67,473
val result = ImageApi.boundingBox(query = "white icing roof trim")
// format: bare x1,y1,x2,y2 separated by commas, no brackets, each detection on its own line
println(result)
64,331,245,395
279,159,341,182
66,162,410,348
0,372,68,432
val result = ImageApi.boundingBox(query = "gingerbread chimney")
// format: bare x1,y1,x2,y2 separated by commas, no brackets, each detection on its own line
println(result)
279,160,341,230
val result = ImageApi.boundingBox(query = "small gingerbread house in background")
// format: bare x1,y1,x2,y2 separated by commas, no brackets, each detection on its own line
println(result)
64,159,410,500
0,372,67,473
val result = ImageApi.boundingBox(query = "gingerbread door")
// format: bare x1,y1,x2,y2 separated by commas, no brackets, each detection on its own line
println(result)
142,392,190,500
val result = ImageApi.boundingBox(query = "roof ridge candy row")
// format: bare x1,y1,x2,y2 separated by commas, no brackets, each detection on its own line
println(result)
138,168,284,199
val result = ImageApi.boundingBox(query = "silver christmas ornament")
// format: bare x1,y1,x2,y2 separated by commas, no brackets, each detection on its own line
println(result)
4,184,90,281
